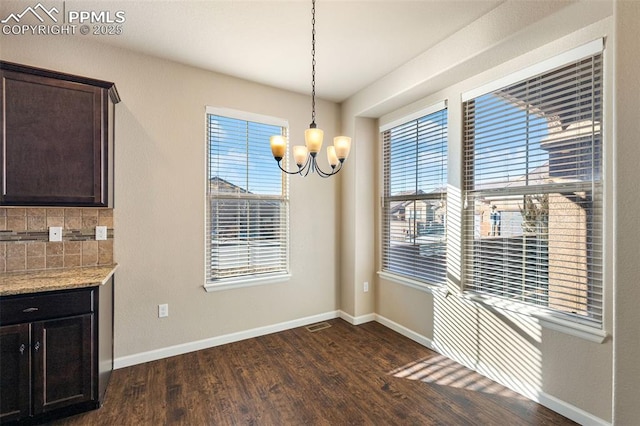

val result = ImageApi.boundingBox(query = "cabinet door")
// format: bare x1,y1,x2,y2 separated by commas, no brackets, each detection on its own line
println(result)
0,323,31,422
0,70,107,206
32,315,93,414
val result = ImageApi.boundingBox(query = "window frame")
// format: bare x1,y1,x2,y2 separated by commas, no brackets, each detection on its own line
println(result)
204,106,290,292
379,101,448,290
461,39,606,336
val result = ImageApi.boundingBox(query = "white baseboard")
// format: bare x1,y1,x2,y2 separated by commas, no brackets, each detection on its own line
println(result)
338,310,376,325
114,310,340,369
483,363,609,426
537,392,610,426
374,314,434,349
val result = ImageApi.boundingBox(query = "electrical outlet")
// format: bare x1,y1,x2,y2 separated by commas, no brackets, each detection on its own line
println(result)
158,304,169,318
95,226,107,241
49,226,63,242
364,281,369,292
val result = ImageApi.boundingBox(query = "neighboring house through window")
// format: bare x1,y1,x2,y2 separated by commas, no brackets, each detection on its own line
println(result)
462,40,604,327
380,102,448,286
205,107,289,290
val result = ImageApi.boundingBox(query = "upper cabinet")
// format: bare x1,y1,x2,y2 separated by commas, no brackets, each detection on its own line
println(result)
0,61,120,207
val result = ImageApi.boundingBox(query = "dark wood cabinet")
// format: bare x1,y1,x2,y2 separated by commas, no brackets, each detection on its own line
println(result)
0,279,114,424
32,315,93,415
0,324,30,423
0,61,120,207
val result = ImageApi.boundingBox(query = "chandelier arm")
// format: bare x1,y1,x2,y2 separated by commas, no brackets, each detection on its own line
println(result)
313,159,342,178
303,155,317,177
302,162,313,177
276,162,302,175
276,156,311,175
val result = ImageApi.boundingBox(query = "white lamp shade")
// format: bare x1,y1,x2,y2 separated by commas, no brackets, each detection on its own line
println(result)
334,136,351,160
270,135,287,159
293,145,309,166
305,128,324,153
327,146,339,167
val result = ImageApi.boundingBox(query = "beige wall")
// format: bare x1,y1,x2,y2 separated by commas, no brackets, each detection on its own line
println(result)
342,1,616,423
1,35,342,359
340,116,378,319
3,0,634,423
613,1,640,424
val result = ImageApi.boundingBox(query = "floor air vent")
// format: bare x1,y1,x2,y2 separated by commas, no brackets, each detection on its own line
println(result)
305,322,332,332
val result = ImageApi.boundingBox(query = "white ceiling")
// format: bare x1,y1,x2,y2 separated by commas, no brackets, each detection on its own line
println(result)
86,0,503,102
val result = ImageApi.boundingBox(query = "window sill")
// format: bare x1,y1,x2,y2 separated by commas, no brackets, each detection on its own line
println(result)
204,273,291,292
377,271,447,296
462,292,608,344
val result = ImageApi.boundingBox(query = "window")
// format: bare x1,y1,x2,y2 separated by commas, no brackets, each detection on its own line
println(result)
381,103,448,285
463,41,603,327
205,107,289,289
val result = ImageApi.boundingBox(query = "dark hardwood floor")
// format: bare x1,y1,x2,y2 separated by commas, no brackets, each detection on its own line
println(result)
54,319,576,425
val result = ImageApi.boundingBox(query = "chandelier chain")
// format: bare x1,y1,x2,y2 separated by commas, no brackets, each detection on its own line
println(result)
310,0,316,126
269,0,350,179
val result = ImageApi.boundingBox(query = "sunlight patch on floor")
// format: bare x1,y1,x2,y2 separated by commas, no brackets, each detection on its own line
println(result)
388,354,524,398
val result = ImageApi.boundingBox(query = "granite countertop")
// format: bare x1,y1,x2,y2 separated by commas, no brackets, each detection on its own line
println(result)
0,264,118,296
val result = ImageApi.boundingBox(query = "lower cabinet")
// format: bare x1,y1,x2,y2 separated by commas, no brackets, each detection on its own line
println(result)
0,324,30,422
0,279,113,424
34,315,94,415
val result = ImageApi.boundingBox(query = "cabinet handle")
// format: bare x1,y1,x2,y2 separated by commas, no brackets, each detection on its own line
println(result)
22,307,39,313
19,344,25,355
34,341,40,352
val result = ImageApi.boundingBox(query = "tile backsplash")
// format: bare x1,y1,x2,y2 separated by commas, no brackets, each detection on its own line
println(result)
0,208,114,273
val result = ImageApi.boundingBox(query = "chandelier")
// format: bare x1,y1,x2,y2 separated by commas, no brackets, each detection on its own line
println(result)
270,0,351,178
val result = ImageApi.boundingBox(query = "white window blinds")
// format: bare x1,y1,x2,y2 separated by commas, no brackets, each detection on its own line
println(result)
463,45,603,326
381,105,448,285
206,110,289,284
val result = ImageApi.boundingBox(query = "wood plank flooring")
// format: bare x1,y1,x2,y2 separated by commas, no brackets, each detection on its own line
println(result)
54,319,577,425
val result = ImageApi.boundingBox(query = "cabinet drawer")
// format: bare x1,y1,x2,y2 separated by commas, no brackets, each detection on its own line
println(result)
0,289,94,325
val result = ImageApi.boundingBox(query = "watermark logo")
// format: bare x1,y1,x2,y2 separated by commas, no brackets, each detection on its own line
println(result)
1,1,125,36
1,3,59,24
